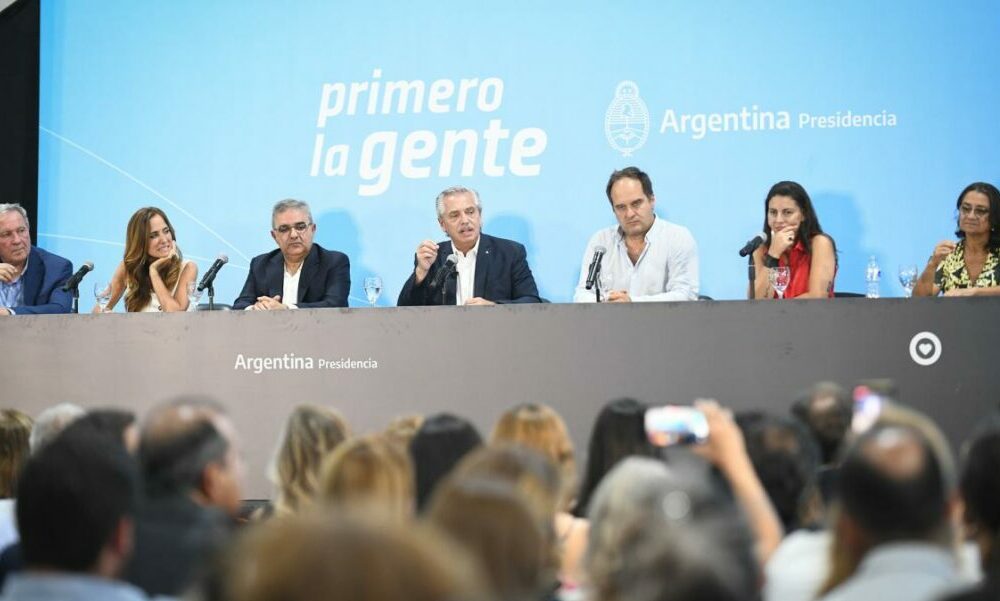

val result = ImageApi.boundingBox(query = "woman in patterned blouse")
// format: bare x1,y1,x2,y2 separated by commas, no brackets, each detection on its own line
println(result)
913,182,1000,297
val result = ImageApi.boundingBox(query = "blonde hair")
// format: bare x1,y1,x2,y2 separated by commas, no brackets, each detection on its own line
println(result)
319,435,414,520
0,409,32,498
383,414,424,449
226,509,485,601
491,403,576,509
270,405,350,516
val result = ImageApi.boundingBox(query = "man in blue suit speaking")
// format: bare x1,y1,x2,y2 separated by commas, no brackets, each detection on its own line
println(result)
398,186,540,306
0,204,73,316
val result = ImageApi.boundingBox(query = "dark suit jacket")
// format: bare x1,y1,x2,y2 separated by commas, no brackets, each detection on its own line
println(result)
10,247,73,315
397,233,540,306
233,243,350,309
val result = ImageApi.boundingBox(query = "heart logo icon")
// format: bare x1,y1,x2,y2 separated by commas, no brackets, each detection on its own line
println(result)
909,332,942,366
918,342,934,357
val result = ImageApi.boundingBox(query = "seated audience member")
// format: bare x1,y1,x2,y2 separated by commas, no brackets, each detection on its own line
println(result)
426,477,555,601
939,423,1000,601
125,397,244,598
574,398,658,518
817,422,962,601
585,457,758,601
791,382,853,466
224,510,485,601
409,413,482,511
0,410,32,549
233,199,350,310
28,403,84,453
98,207,198,312
318,435,414,521
913,182,1000,297
269,405,350,517
750,181,837,299
573,167,699,302
2,427,144,601
397,186,541,306
0,203,73,315
491,404,588,586
738,412,822,532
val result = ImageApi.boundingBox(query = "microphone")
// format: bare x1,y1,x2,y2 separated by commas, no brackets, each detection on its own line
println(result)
429,254,459,290
61,261,94,291
585,246,607,290
738,233,766,257
197,254,229,292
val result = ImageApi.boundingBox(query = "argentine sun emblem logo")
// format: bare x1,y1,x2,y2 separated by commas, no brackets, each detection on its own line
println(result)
605,80,649,157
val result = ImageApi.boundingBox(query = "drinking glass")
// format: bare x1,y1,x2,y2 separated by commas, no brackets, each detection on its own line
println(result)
364,276,383,307
898,264,918,298
93,281,111,312
186,281,203,308
598,271,614,302
769,266,791,299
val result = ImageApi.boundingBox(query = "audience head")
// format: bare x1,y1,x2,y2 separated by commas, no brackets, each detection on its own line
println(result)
139,396,244,515
738,412,821,531
29,402,85,453
453,444,561,527
960,424,1000,574
491,403,576,509
791,381,852,465
426,477,553,600
270,404,349,515
225,510,484,601
123,206,183,312
62,408,138,453
383,414,424,449
0,409,32,498
586,457,758,601
835,423,951,551
410,413,482,511
17,427,139,577
576,398,657,517
319,434,414,520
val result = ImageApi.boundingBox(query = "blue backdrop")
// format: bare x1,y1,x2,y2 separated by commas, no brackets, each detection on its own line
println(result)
37,0,1000,308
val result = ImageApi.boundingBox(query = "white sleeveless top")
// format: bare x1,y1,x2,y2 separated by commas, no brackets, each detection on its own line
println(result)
130,261,194,312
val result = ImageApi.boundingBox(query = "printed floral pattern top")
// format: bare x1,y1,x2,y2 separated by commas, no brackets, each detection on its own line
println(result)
934,241,1000,292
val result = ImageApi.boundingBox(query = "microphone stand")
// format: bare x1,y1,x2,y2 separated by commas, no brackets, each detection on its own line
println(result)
593,261,603,303
747,254,756,300
207,282,216,311
442,269,458,305
70,285,80,314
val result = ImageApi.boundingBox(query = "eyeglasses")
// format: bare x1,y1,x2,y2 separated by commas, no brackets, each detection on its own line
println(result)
959,205,990,218
273,222,312,235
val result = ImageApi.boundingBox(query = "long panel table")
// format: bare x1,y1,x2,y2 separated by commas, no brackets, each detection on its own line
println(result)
2,297,996,498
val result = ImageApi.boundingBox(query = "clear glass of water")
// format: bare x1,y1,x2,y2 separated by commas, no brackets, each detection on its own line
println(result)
769,266,791,299
598,270,614,302
364,276,383,307
898,264,918,297
93,281,111,312
186,281,203,309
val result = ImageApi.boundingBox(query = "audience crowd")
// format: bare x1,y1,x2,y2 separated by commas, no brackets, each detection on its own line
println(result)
0,383,996,601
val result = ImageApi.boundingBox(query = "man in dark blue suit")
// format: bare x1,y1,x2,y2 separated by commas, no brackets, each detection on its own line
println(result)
398,187,540,306
0,204,72,316
233,199,350,310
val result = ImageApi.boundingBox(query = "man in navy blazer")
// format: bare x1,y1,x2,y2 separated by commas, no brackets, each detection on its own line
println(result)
0,204,73,316
233,199,350,310
398,187,540,306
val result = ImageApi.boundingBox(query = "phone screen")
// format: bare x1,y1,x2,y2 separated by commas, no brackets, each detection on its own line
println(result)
852,385,884,434
644,406,709,446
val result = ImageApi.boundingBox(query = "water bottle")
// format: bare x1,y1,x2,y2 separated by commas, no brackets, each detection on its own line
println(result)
865,255,881,298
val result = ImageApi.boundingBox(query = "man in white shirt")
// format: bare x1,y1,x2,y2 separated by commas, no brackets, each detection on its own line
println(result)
233,199,351,310
574,167,699,302
397,186,540,306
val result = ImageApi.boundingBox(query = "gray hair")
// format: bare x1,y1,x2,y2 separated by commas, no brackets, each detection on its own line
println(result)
272,199,313,229
0,203,30,229
30,403,86,453
586,457,757,601
435,187,482,218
